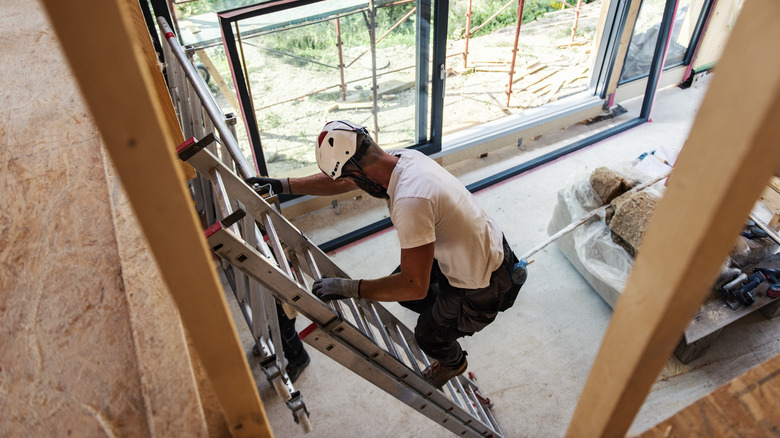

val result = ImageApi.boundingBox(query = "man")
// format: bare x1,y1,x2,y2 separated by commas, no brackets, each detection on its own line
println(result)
248,120,524,388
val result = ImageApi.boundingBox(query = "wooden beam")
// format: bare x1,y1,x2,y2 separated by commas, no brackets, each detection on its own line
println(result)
196,48,241,114
37,0,272,436
604,0,642,98
125,0,195,180
639,352,780,436
566,1,780,436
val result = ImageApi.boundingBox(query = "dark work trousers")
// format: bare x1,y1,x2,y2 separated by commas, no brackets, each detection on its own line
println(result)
398,237,521,367
276,302,307,366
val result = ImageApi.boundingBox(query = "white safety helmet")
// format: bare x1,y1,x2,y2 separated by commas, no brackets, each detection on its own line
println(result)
316,120,367,179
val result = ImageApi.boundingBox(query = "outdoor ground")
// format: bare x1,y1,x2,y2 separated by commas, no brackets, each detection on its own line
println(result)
202,0,603,176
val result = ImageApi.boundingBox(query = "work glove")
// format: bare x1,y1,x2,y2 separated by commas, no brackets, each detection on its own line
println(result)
312,277,361,301
245,176,291,195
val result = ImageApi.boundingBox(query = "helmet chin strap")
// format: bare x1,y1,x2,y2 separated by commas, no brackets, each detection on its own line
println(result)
344,156,387,198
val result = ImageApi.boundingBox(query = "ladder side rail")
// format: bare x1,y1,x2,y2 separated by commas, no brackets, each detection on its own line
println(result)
175,49,195,139
160,33,185,131
207,226,338,327
183,50,206,142
243,211,270,341
208,227,500,434
263,284,285,376
464,383,491,425
186,144,502,435
158,17,255,180
249,282,269,343
185,146,424,342
208,169,263,345
207,164,293,402
161,34,214,227
301,324,498,438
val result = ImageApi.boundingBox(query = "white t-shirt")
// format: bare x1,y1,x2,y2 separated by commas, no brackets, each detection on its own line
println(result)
386,149,504,289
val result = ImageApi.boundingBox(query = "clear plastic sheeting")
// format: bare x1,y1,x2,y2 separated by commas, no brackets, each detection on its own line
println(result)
558,177,634,293
549,149,679,304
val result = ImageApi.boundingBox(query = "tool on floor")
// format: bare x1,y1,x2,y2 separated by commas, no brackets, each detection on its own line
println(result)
178,134,506,438
768,284,780,298
510,170,672,283
734,272,763,306
742,219,769,239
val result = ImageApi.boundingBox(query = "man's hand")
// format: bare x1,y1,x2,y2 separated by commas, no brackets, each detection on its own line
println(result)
312,277,361,301
245,176,291,195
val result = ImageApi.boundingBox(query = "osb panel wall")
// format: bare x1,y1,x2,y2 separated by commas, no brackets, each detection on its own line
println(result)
0,1,211,435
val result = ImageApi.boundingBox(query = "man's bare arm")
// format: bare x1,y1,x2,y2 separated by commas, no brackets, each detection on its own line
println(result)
289,172,357,196
359,242,435,302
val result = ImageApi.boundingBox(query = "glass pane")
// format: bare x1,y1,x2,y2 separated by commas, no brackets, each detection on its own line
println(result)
230,0,424,177
619,0,699,83
442,0,603,135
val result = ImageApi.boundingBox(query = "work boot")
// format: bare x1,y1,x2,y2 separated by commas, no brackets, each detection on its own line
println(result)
422,355,468,389
285,351,310,384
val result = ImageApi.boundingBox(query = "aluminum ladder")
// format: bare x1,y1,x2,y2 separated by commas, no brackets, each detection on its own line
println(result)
178,134,506,438
157,17,311,432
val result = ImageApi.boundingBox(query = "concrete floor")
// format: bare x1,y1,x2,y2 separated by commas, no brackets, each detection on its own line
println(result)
236,75,780,437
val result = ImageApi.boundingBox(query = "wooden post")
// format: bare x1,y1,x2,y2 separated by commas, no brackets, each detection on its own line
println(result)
604,0,642,104
37,0,273,436
195,48,241,114
566,1,780,436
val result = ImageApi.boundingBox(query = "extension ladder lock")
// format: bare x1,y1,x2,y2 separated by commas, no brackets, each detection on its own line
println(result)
179,134,506,437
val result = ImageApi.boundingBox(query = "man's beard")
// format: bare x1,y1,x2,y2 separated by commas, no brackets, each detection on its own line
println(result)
350,175,388,199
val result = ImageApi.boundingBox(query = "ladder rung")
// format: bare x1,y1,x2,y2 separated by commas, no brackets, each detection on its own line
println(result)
356,305,378,344
344,299,370,336
262,213,292,277
186,144,505,437
367,302,402,360
209,168,239,235
392,323,422,375
452,378,477,417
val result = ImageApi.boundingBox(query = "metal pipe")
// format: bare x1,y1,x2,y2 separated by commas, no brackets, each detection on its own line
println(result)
335,18,347,101
506,0,526,107
345,6,417,69
468,0,514,37
464,0,473,68
367,0,380,142
158,17,256,179
570,0,583,43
